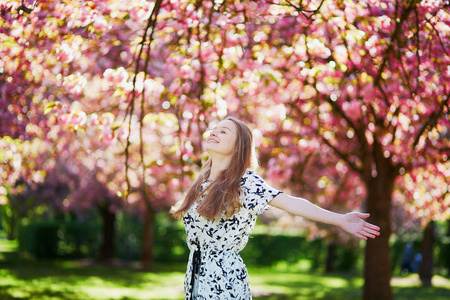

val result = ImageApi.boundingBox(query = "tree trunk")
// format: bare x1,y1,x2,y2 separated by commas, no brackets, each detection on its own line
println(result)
419,221,435,286
2,203,18,240
325,241,336,273
141,203,155,270
98,202,116,262
6,214,17,240
363,170,396,300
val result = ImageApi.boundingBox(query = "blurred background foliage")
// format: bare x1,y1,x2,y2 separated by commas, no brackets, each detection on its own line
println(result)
2,208,449,277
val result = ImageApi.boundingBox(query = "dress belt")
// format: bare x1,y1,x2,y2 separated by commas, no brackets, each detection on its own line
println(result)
189,247,201,300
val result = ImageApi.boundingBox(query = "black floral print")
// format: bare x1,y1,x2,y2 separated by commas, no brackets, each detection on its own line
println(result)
183,170,282,299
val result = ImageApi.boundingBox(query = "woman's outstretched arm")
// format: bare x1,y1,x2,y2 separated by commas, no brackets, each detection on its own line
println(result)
270,193,380,240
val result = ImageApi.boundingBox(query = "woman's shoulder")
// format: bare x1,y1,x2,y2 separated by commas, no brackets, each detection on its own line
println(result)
241,169,263,185
242,169,256,179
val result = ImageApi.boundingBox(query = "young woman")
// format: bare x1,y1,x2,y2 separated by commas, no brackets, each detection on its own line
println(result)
171,116,380,300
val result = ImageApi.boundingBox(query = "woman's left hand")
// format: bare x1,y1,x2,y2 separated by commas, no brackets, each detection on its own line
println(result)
339,212,380,240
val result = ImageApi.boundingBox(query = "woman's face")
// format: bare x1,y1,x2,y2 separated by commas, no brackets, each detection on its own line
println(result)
205,119,238,157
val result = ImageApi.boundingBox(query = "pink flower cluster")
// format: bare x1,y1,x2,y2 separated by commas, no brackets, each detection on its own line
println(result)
104,67,129,84
62,73,87,96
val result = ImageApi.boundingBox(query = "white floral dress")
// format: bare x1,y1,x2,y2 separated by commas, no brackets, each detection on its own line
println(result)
182,170,282,300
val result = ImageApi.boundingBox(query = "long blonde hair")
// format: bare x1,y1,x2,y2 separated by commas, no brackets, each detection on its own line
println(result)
170,117,258,220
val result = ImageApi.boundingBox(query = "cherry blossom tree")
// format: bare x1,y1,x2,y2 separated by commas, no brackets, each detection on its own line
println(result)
240,1,449,299
0,0,182,266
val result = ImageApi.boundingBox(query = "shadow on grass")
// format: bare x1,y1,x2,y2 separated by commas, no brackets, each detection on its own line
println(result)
249,266,450,300
251,283,363,300
393,286,450,300
251,281,450,300
1,237,449,300
0,257,186,300
0,237,185,299
0,257,186,286
0,285,85,300
248,266,363,300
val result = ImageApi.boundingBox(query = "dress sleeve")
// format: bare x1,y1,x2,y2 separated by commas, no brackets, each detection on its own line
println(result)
241,171,283,215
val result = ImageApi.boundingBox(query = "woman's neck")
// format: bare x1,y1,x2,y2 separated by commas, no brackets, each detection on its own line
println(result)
208,156,232,181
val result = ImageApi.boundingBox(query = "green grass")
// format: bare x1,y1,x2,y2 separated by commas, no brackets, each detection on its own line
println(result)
248,266,450,300
1,237,449,300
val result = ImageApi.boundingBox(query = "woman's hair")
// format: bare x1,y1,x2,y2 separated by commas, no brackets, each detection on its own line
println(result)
170,117,258,220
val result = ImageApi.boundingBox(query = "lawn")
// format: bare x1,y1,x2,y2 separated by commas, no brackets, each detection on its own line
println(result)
1,237,449,300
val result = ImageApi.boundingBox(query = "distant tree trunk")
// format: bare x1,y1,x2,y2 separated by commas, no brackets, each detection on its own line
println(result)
141,202,155,270
325,241,336,272
6,213,17,240
98,201,116,262
363,145,397,300
2,202,18,240
419,221,435,286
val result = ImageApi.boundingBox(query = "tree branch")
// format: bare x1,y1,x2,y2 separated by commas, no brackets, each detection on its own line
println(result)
412,95,450,149
125,0,163,203
19,0,40,14
265,0,325,19
139,0,163,205
414,7,420,95
425,18,450,57
321,136,362,175
373,0,419,87
389,105,401,144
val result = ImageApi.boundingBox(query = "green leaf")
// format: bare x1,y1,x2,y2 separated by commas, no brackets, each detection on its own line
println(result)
44,102,57,115
111,122,121,130
1,136,13,144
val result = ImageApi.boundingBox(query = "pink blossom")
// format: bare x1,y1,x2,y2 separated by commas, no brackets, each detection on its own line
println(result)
179,65,194,79
243,0,270,19
101,127,115,145
103,67,128,84
298,139,318,153
342,100,362,120
233,2,244,10
333,45,348,65
230,15,245,24
62,73,87,96
216,14,231,30
116,126,127,139
59,112,86,127
88,114,99,127
55,43,74,63
93,15,110,31
144,78,165,101
129,7,148,22
101,113,114,127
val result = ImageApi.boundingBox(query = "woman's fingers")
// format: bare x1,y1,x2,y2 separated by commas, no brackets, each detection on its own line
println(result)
363,227,380,236
356,212,370,219
362,231,377,239
355,233,367,240
356,213,381,232
363,222,380,231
